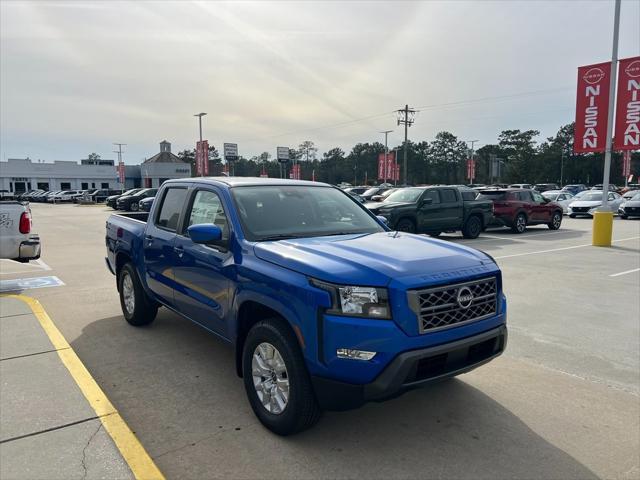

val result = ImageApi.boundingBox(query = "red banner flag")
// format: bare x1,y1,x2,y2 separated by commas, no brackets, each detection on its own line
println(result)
202,140,209,175
623,151,632,177
574,62,612,153
614,56,640,151
466,158,476,181
117,162,125,184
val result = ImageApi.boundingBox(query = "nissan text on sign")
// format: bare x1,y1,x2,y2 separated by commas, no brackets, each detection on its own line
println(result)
614,56,640,151
574,62,611,153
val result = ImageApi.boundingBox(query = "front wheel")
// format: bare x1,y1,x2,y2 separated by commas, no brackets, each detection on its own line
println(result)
548,211,562,230
621,214,628,219
511,213,527,234
396,218,416,233
131,202,139,212
428,231,441,237
242,319,322,435
462,215,482,239
569,214,576,218
118,263,158,326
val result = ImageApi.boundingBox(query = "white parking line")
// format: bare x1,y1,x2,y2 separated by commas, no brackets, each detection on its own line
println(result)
0,259,51,275
609,268,640,277
494,236,640,260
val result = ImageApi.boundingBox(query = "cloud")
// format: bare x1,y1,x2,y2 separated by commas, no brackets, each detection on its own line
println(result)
1,0,639,162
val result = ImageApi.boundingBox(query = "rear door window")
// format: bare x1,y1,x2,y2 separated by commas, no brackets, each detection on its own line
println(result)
156,188,188,231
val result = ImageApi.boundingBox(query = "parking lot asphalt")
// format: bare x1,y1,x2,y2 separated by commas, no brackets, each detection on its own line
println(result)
1,203,639,479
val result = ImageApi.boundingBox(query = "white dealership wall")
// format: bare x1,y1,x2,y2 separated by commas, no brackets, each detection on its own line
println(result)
0,158,125,192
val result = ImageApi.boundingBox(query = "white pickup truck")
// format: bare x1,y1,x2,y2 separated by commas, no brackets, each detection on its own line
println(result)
0,201,41,262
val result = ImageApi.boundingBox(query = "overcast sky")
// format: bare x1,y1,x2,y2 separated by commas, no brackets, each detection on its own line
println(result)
1,0,639,164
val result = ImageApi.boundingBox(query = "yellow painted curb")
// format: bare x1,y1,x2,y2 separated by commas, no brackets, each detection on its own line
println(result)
1,294,165,480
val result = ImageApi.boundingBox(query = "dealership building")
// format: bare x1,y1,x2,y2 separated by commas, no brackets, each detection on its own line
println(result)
0,141,191,194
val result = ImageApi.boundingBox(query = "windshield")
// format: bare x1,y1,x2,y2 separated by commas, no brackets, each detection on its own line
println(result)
543,192,559,200
580,193,603,202
232,186,385,241
385,188,423,203
631,194,640,201
362,187,380,196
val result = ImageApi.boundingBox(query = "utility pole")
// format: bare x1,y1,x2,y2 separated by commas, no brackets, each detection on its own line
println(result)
380,130,393,184
396,105,415,185
194,112,207,177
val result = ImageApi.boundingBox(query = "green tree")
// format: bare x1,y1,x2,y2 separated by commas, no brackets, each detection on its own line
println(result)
87,153,101,161
298,141,318,162
497,129,540,182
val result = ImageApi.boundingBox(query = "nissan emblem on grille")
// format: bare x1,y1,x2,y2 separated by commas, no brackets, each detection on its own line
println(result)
408,277,498,333
456,286,474,308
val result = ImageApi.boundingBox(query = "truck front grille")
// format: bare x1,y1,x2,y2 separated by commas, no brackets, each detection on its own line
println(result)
408,277,497,333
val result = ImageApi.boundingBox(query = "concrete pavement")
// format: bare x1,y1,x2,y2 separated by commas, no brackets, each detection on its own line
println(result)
0,295,156,480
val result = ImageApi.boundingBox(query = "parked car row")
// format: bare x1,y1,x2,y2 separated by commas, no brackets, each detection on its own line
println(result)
107,188,157,212
13,189,123,204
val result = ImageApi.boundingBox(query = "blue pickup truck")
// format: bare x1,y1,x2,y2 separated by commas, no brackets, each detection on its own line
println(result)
106,178,507,435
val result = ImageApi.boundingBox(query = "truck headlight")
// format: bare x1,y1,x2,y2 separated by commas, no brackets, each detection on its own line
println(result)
310,279,391,319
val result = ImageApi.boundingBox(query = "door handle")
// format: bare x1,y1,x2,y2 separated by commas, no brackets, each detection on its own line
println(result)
174,246,184,258
144,235,154,246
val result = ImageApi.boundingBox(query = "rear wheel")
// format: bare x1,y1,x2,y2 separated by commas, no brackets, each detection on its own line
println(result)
428,231,441,237
462,215,482,239
396,218,416,233
621,215,628,219
511,213,527,234
131,202,139,212
569,214,576,218
118,263,158,326
242,318,321,435
548,211,562,230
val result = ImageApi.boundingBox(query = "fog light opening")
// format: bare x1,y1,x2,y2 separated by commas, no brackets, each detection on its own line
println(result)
336,348,377,361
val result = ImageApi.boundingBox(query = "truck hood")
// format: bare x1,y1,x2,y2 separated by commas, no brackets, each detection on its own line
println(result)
366,202,414,213
253,232,493,287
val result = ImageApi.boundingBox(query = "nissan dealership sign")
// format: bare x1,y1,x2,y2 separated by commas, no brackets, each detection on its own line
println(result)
574,62,611,153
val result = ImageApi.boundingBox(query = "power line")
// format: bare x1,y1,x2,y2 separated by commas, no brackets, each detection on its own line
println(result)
266,86,573,139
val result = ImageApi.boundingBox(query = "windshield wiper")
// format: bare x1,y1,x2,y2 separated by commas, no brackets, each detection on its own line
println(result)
321,231,371,237
258,234,308,241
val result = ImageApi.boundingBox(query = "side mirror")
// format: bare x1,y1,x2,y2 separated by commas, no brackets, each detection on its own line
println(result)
421,198,433,206
371,195,383,202
376,215,388,225
188,223,222,244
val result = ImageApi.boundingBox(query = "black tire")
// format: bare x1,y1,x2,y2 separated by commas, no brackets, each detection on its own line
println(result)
569,214,576,218
462,215,482,239
428,231,441,237
131,202,139,212
547,211,562,230
118,263,158,326
511,213,527,234
621,215,628,219
242,318,322,436
396,218,416,233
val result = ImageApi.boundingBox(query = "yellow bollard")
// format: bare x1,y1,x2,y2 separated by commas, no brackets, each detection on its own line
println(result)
592,211,614,246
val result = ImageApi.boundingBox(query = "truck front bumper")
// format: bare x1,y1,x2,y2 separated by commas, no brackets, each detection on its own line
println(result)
311,325,507,411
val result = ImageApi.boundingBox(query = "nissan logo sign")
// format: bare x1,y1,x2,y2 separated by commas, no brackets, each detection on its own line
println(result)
582,67,605,85
456,286,474,309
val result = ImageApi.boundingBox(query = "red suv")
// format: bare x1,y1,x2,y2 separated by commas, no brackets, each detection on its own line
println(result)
478,189,563,233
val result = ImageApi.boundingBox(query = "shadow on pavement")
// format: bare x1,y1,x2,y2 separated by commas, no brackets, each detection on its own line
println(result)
71,311,598,480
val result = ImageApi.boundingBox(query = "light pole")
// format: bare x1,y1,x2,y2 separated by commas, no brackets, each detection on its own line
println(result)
194,112,207,177
593,0,621,247
380,130,393,184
